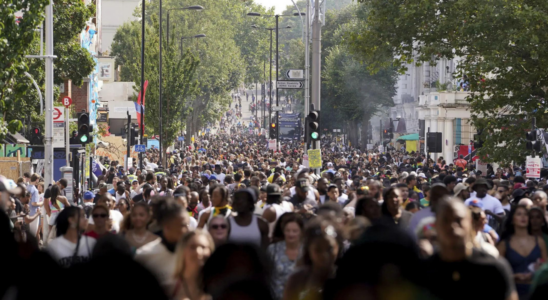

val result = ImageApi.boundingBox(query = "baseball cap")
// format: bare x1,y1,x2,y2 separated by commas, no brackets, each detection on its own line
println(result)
467,199,483,209
296,178,310,192
84,191,94,200
266,184,282,196
0,176,22,195
327,162,333,167
209,175,218,181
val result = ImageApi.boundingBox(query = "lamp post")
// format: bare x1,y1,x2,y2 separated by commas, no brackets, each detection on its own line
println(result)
160,3,203,167
166,5,204,45
249,22,293,133
180,34,206,56
248,12,305,146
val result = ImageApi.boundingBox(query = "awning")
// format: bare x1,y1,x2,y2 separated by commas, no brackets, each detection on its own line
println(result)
397,133,419,141
7,132,29,144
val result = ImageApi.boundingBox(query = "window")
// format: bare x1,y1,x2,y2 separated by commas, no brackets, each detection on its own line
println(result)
425,70,430,77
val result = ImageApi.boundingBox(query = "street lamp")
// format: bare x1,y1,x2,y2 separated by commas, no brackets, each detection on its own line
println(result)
249,23,292,130
248,12,304,144
166,5,204,45
180,34,206,56
159,3,203,166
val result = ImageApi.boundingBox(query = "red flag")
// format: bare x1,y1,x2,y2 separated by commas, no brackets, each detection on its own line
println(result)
136,80,148,130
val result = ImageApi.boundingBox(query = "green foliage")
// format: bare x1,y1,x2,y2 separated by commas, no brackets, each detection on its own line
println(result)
348,0,548,164
0,0,95,141
111,17,199,153
0,0,49,140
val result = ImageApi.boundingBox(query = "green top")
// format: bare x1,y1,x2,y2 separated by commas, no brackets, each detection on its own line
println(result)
420,198,430,207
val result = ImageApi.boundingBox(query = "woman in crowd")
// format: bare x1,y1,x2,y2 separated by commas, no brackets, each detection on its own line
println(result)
46,184,70,230
529,207,548,251
268,213,304,300
198,185,232,228
84,205,111,239
172,230,215,300
47,206,96,267
469,206,499,257
117,197,130,216
124,202,158,252
381,187,412,228
284,217,343,300
207,215,229,247
497,205,547,299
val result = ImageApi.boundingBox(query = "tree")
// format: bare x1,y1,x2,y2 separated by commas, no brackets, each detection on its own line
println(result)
0,0,49,140
111,17,199,166
2,0,96,140
348,0,548,163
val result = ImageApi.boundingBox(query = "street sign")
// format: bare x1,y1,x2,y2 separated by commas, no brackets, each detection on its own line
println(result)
272,106,283,111
307,149,322,169
526,156,541,178
286,69,304,79
134,145,146,152
53,107,64,122
268,139,277,150
277,80,304,89
178,136,185,141
468,144,472,154
62,96,72,108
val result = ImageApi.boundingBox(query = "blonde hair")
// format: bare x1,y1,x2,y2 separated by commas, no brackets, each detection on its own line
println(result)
173,229,215,279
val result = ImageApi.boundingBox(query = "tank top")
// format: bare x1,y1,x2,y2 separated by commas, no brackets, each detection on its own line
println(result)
228,215,261,247
505,237,541,297
50,199,64,213
264,203,293,238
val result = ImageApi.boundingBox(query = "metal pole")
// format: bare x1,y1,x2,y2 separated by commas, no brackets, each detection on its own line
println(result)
380,119,382,150
311,0,322,156
159,0,163,168
275,15,279,147
255,80,258,126
139,0,145,171
23,72,43,116
269,30,273,128
127,111,131,170
427,127,430,163
303,0,310,153
263,60,266,128
65,80,71,167
44,0,54,187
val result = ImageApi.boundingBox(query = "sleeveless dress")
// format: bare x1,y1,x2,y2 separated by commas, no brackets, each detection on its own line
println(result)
505,237,541,299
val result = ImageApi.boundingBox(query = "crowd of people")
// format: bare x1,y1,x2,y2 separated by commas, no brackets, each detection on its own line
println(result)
3,101,548,300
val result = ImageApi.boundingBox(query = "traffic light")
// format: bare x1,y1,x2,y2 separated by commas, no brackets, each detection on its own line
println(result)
77,111,91,144
130,124,139,146
270,121,278,139
308,110,320,141
526,129,542,152
473,129,484,149
30,127,43,145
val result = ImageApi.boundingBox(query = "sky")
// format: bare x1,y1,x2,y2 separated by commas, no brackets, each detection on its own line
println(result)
254,0,296,14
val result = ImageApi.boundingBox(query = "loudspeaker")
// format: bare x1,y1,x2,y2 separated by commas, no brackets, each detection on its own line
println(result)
427,132,442,153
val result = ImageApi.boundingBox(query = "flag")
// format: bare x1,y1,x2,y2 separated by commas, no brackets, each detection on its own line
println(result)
135,80,148,130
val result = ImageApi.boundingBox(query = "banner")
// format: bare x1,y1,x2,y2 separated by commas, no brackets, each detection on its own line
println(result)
308,149,322,169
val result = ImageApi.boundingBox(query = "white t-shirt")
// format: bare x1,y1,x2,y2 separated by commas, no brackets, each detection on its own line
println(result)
189,216,197,230
465,194,505,218
215,173,226,184
87,209,125,233
47,235,96,267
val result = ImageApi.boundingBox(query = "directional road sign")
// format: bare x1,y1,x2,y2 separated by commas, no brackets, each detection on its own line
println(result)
271,106,283,111
286,69,304,79
134,145,146,152
277,80,304,89
178,136,185,141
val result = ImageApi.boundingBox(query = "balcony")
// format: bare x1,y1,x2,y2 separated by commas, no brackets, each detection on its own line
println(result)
427,92,471,107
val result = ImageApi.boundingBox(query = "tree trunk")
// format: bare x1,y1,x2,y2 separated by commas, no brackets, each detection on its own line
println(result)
361,120,369,151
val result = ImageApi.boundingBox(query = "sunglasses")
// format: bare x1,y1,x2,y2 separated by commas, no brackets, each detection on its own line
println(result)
211,224,227,230
93,213,108,218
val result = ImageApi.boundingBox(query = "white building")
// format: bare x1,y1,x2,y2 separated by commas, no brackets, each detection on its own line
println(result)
99,0,141,54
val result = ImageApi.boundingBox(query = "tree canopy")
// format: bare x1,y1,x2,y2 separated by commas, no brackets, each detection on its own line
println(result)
348,0,548,163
